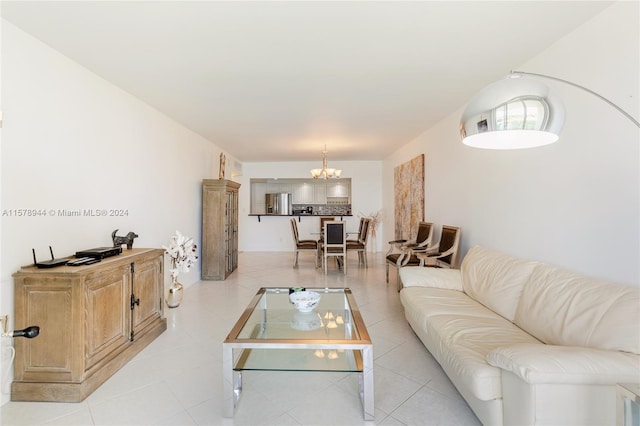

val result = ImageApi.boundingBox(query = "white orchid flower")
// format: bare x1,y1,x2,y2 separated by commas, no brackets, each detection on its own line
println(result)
163,230,198,280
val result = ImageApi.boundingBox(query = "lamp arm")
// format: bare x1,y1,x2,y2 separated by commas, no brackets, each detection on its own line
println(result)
511,70,640,128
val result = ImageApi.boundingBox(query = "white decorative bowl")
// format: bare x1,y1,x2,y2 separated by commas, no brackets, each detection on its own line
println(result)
289,290,321,312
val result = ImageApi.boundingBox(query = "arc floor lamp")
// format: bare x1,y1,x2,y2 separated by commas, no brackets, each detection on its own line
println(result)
460,70,640,150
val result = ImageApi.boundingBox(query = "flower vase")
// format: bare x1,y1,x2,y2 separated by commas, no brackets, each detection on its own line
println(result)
166,278,183,308
368,231,377,253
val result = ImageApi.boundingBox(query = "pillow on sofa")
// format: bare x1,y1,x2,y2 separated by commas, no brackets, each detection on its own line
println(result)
399,267,463,291
515,264,640,354
461,246,540,322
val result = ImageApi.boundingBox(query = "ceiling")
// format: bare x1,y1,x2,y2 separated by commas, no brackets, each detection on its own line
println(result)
1,1,613,162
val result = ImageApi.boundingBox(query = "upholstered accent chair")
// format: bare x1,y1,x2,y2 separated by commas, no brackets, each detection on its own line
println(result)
385,221,434,282
414,225,462,269
290,218,318,268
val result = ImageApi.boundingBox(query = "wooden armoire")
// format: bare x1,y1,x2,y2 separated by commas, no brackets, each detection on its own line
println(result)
201,179,241,280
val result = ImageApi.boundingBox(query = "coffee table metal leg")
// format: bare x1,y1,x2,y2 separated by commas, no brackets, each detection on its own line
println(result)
361,346,374,420
222,344,235,417
235,371,242,403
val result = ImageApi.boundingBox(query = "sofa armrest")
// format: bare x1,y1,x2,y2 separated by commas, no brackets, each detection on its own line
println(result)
398,267,463,291
487,343,640,385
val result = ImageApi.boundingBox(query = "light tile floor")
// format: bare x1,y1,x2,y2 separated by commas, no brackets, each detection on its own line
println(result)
0,251,480,426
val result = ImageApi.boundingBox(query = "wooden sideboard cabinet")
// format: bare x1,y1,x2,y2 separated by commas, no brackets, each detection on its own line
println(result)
202,179,241,280
11,248,167,402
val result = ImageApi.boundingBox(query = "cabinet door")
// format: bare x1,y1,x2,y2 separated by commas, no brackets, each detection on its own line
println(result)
13,277,80,382
85,264,130,369
225,190,233,272
267,182,292,194
292,182,313,204
251,182,266,214
131,255,163,340
226,188,239,273
202,184,225,279
327,181,350,198
314,182,327,203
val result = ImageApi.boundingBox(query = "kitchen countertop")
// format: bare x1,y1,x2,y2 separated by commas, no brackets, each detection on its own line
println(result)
249,213,352,222
249,214,352,217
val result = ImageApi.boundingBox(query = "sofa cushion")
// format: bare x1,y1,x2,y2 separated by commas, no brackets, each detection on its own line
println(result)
514,264,640,354
399,267,463,290
400,287,541,401
461,246,540,322
400,287,492,329
430,315,541,401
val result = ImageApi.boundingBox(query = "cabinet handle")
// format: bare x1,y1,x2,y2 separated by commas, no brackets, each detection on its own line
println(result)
130,294,140,310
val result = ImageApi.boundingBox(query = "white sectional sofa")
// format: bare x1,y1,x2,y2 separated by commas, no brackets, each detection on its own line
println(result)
398,246,640,426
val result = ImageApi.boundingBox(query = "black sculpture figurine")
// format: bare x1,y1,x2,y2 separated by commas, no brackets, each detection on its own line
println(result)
112,229,139,249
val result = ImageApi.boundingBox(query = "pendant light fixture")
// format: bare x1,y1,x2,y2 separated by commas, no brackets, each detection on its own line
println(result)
460,71,639,149
310,145,341,179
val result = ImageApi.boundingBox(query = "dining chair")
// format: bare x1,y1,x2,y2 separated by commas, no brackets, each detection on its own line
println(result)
323,220,346,274
290,218,319,268
319,216,335,234
346,218,370,267
346,217,365,244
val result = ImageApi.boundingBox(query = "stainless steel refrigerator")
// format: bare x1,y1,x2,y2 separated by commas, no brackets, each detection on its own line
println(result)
265,193,292,215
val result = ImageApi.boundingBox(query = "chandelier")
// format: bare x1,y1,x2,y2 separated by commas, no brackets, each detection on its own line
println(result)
310,145,342,179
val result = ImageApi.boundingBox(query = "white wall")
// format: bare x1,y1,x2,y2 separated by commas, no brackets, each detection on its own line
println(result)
0,0,637,407
0,21,240,404
383,1,639,287
238,161,383,252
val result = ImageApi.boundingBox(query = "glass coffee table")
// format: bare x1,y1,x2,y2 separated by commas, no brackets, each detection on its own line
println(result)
223,287,374,420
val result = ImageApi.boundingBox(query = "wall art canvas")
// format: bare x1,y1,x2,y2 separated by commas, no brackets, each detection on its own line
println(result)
394,154,425,240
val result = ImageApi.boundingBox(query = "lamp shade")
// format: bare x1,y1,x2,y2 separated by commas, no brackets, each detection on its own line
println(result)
460,75,565,149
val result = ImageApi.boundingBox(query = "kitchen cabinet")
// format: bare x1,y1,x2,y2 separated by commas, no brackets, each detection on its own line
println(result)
266,182,292,194
251,182,267,214
292,182,313,204
11,248,166,402
327,181,350,198
202,179,241,280
292,182,327,204
313,182,327,203
249,178,350,213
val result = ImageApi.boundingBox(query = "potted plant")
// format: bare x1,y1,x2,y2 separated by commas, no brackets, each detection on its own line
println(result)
163,230,198,308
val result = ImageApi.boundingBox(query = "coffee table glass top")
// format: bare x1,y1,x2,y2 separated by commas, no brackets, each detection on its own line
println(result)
225,287,371,372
